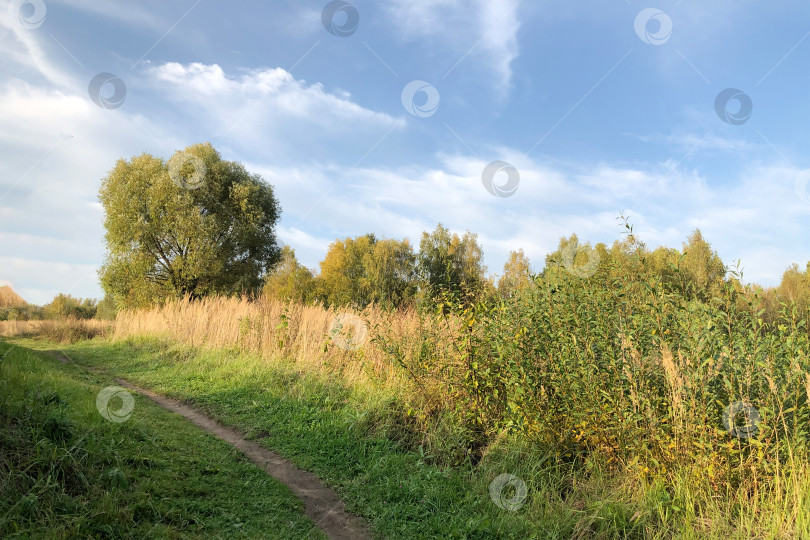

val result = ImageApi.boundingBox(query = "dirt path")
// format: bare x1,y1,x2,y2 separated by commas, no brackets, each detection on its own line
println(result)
49,351,372,540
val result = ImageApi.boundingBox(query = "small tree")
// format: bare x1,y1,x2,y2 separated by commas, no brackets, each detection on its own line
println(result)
316,235,416,308
778,261,810,313
316,234,374,307
417,223,486,306
263,246,316,304
679,229,726,300
543,234,606,283
95,294,118,320
42,294,96,319
363,238,417,308
498,249,533,298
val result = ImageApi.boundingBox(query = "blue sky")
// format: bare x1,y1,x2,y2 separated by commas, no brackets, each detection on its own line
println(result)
1,0,809,304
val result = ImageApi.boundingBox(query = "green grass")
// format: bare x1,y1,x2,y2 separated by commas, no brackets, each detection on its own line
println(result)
0,340,326,539
6,334,806,539
6,335,701,539
6,337,573,539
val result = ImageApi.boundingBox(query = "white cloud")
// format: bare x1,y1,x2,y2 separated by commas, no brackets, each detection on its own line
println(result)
145,62,405,162
0,16,76,89
626,131,756,154
0,78,181,304
385,0,521,92
0,255,98,305
149,62,400,125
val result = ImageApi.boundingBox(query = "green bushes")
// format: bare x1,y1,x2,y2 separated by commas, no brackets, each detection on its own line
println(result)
39,319,109,343
42,294,97,320
0,305,42,321
439,244,810,492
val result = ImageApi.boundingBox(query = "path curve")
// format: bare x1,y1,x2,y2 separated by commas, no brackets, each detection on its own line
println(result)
49,351,372,540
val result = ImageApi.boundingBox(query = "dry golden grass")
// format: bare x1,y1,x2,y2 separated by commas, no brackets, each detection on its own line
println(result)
0,318,109,343
112,296,459,398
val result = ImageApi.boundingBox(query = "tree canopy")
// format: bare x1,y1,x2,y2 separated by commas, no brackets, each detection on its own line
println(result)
777,261,810,312
314,234,416,308
417,224,486,303
42,294,97,320
262,225,484,310
99,143,281,308
263,245,316,304
498,249,532,298
679,229,727,299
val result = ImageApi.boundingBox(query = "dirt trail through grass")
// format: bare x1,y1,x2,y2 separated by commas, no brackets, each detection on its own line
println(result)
48,351,371,540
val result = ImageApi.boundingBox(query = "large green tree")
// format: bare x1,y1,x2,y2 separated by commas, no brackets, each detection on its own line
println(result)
99,143,282,307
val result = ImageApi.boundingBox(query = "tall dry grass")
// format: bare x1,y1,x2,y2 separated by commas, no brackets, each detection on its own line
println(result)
0,318,109,343
110,288,810,472
112,296,459,397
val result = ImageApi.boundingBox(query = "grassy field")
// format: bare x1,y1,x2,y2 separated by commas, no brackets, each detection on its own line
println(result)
4,328,807,539
0,340,326,539
3,251,810,538
6,337,556,539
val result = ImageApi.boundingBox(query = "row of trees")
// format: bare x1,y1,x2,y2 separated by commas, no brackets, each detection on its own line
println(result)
264,224,487,308
0,294,116,321
94,143,809,317
14,226,804,321
266,223,810,316
263,224,731,308
542,228,729,302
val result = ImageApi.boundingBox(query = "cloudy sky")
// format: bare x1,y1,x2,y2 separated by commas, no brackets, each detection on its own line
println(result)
1,0,809,304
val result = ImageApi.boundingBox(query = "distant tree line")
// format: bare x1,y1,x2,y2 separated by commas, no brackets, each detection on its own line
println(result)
265,221,810,323
88,142,809,320
263,224,488,309
0,294,117,321
263,222,810,316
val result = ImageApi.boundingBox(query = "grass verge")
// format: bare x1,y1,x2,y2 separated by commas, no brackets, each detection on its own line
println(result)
0,340,326,539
